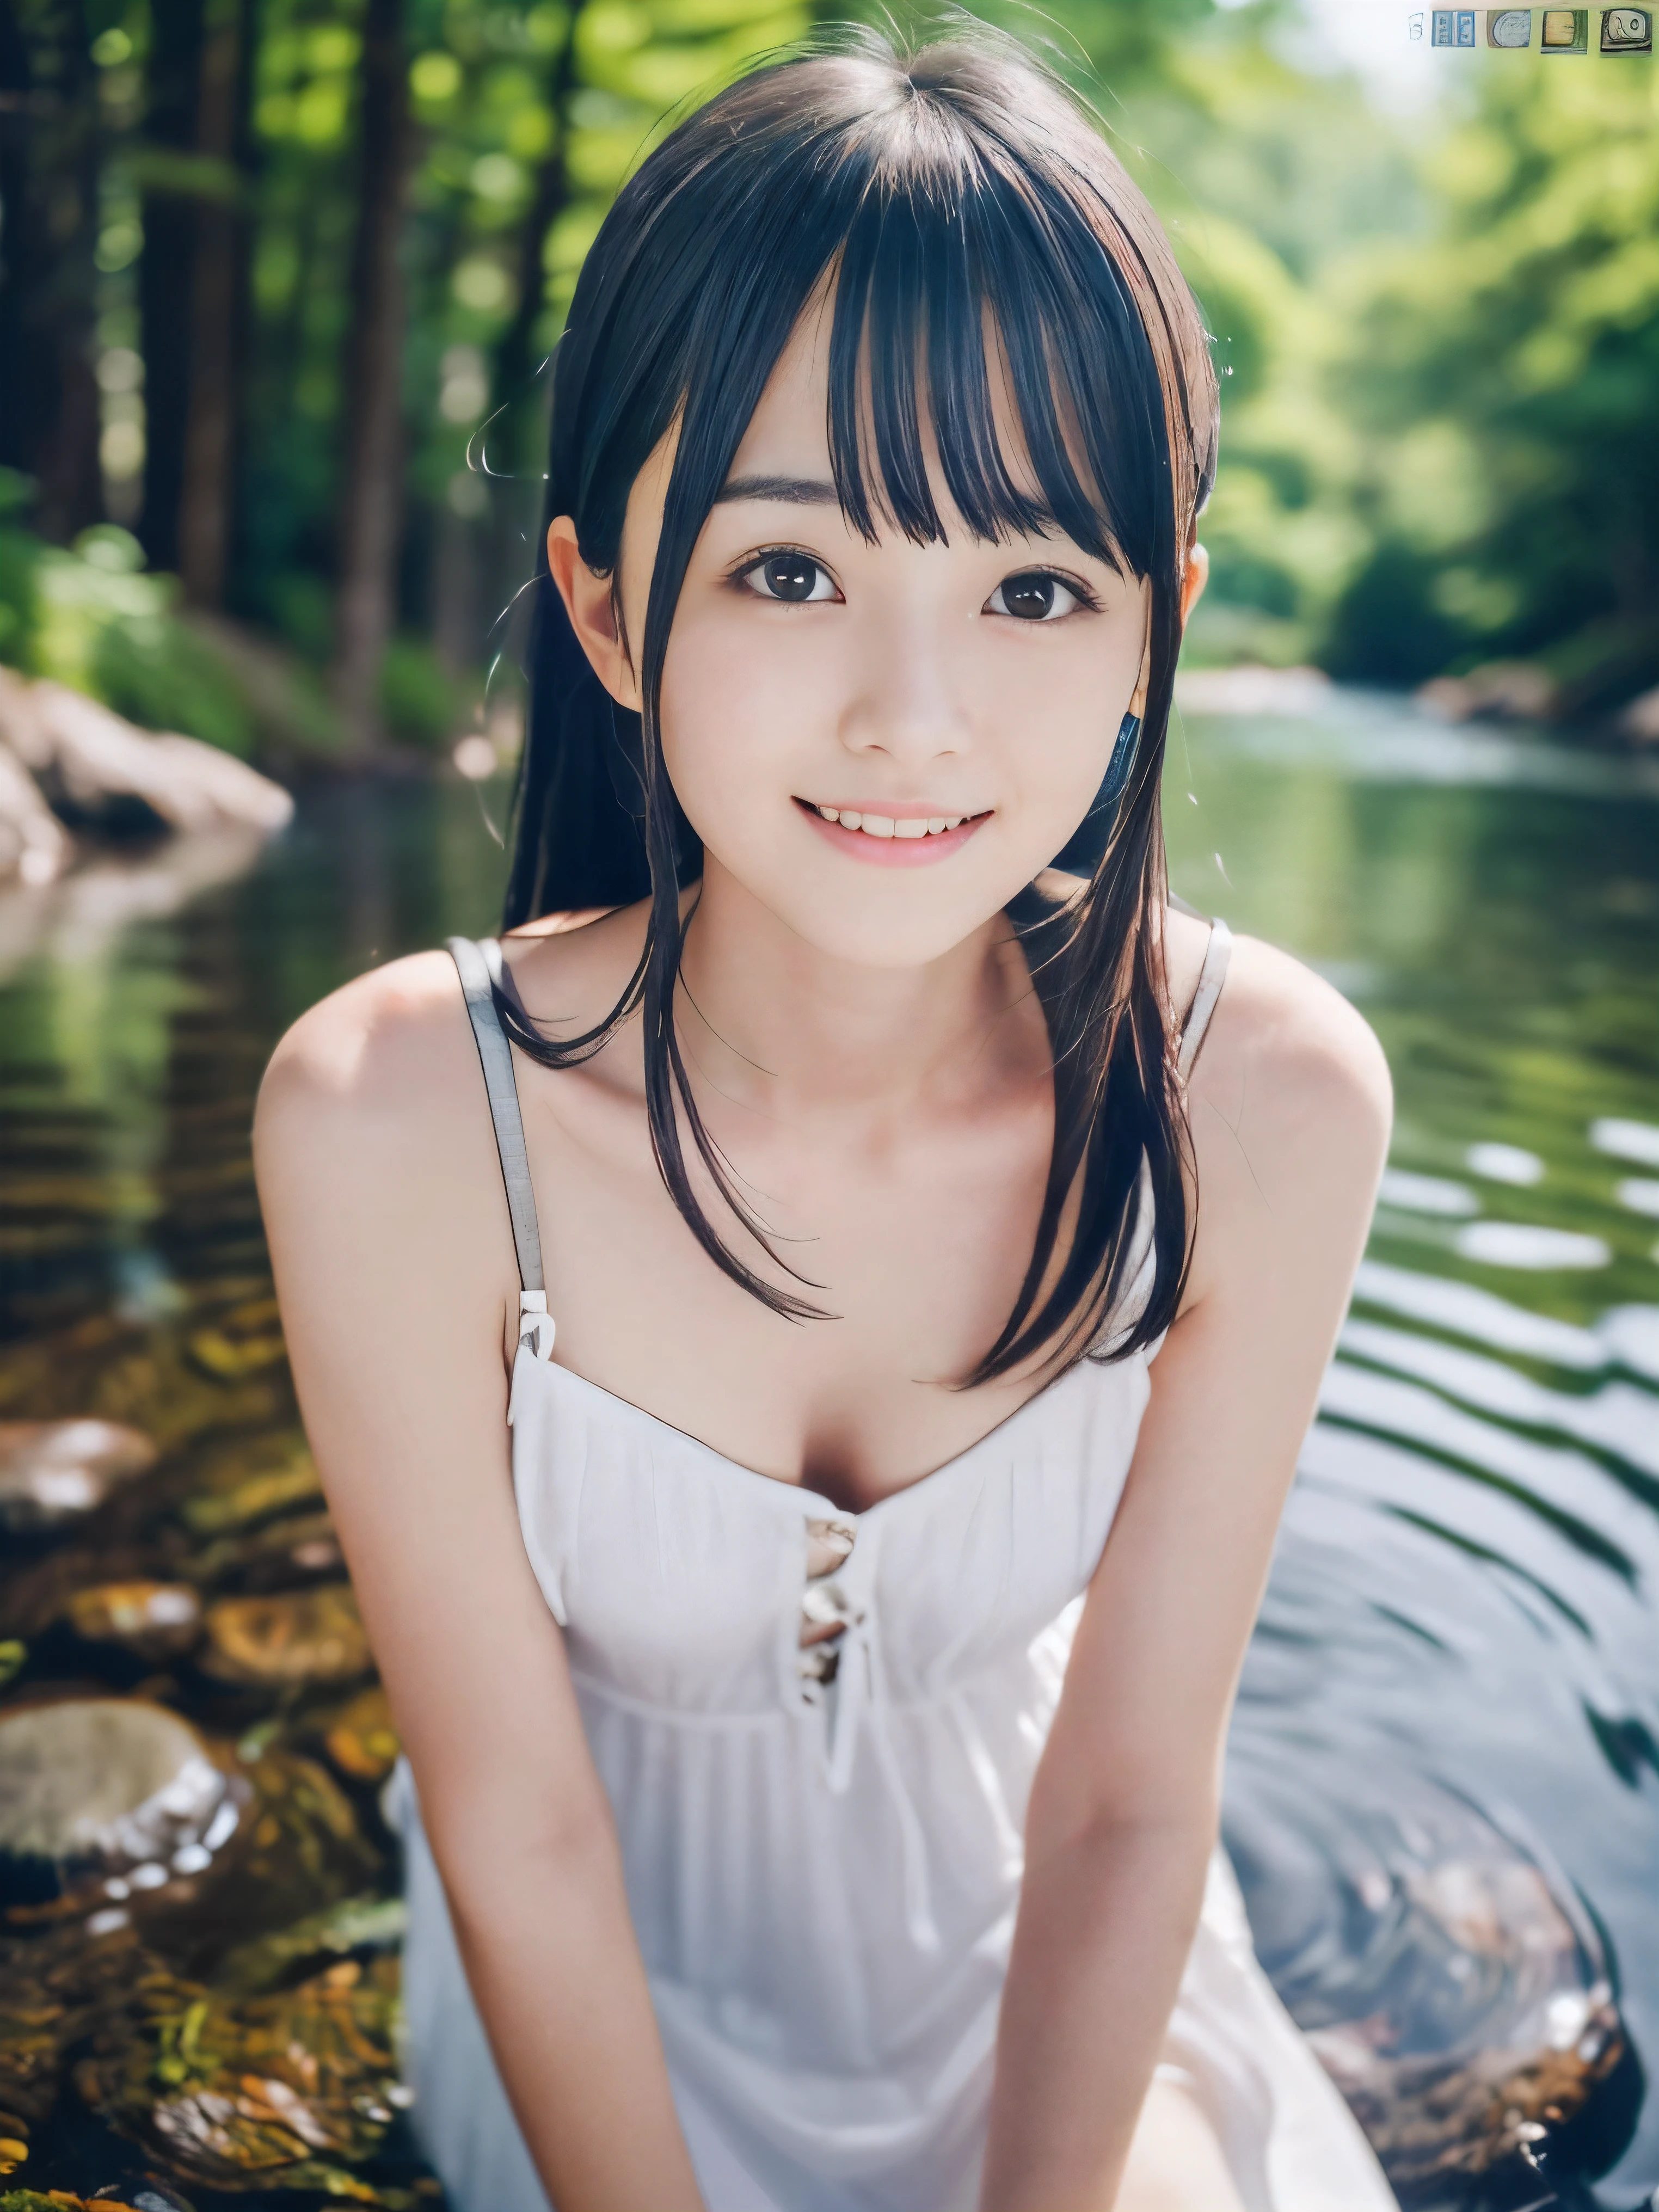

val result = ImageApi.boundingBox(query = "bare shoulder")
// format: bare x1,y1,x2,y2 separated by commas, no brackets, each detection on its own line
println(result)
1197,927,1390,1138
255,949,477,1169
254,945,523,1375
1179,925,1392,1295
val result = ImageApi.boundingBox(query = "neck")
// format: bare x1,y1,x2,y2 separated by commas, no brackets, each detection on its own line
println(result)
674,859,1042,1123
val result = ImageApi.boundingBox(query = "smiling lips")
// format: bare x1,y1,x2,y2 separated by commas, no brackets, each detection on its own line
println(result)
795,796,987,865
814,804,964,839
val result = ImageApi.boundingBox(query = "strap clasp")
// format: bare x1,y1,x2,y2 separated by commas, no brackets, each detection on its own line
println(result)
519,1289,555,1361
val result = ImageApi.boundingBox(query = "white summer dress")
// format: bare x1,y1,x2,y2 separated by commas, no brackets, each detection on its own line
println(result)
383,921,1399,2212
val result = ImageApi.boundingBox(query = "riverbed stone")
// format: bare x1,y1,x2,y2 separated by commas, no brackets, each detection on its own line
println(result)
0,1424,157,1533
198,1586,370,1691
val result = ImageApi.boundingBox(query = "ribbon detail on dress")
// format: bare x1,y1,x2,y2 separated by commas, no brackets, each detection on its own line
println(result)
796,1512,941,1953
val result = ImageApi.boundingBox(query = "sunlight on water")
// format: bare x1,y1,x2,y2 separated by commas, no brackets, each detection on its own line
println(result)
1168,698,1658,2208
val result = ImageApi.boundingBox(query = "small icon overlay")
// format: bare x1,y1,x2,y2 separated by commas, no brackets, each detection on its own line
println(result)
1601,7,1653,50
1486,7,1534,44
1415,5,1652,54
1540,7,1589,48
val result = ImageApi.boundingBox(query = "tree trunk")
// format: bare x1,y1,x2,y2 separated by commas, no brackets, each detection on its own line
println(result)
0,0,103,545
177,0,250,607
431,501,478,679
137,0,205,575
490,5,584,474
330,0,410,755
0,8,32,478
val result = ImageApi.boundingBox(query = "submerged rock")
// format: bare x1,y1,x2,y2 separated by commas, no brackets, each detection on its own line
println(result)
0,1424,157,1533
1305,1853,1623,2183
0,1701,229,1906
27,1741,382,1987
0,1723,383,2145
0,2195,156,2211
1230,1762,1626,2186
1313,2001,1623,2184
180,1452,320,1539
0,1545,173,1647
186,1509,342,1593
65,1583,202,1665
186,1296,288,1385
0,1913,157,2125
214,1891,407,1997
319,1689,400,1785
75,1955,405,2192
198,1587,370,1691
0,1318,283,1461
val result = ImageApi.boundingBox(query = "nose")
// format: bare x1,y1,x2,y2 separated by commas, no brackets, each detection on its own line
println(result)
837,603,969,771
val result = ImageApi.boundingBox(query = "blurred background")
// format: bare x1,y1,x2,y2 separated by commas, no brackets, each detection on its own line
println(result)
0,5,1655,2211
0,0,1656,753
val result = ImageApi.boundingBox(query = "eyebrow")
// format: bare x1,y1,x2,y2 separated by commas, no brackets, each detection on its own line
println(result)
714,474,840,507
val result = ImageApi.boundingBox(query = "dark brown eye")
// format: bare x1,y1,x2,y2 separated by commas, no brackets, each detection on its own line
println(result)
999,572,1057,620
987,570,1087,621
749,552,830,603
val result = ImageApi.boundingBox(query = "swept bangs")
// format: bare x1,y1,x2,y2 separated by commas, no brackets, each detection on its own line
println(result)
825,133,1157,581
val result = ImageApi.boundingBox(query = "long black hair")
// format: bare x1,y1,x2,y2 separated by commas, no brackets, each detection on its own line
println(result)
499,25,1219,1383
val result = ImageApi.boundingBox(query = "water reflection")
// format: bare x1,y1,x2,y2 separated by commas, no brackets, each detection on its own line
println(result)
0,701,1654,2207
1166,701,1658,2207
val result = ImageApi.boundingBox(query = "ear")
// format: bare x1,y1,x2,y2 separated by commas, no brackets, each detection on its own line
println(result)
1130,541,1208,715
1181,540,1210,628
546,517,642,711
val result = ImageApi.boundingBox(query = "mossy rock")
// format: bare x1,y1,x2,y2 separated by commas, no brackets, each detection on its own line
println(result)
198,1588,370,1692
0,1915,159,2125
1,2193,151,2210
65,1584,202,1666
75,1956,405,2191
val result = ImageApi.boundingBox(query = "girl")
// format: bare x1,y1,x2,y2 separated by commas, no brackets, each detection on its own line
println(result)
256,30,1397,2212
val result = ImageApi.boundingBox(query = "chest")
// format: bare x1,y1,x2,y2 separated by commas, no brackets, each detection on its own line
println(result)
518,1063,1058,1509
508,1352,1152,1718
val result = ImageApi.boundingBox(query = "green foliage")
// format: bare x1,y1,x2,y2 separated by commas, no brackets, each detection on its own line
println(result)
1324,61,1659,702
0,477,256,754
235,0,814,648
1139,34,1659,702
380,635,477,747
17,0,1657,738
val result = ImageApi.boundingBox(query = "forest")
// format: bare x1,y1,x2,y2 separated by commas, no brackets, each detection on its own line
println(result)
1,0,1656,762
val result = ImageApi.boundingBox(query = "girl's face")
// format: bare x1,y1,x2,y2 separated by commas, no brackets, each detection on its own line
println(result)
552,304,1199,972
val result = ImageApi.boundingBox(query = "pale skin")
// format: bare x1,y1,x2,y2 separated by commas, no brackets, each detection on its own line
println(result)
255,300,1391,2211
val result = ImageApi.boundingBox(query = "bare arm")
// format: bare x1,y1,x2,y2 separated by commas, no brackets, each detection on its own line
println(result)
254,953,704,2212
979,938,1392,2211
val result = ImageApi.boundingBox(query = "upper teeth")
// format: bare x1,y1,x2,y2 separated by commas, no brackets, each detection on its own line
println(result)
814,807,965,838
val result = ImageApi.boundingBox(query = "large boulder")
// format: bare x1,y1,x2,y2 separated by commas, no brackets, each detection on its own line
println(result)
23,681,293,837
0,663,292,876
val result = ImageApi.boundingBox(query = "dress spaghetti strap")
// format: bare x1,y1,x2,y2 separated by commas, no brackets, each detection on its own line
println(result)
1178,919,1231,1082
447,937,554,1360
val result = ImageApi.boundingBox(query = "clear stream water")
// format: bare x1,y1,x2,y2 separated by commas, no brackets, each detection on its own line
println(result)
1,693,1655,2208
